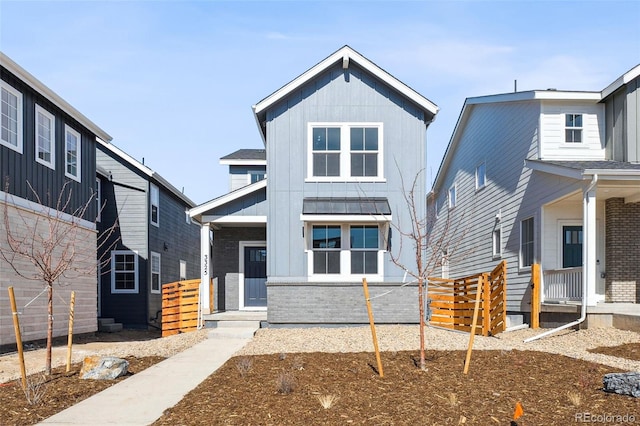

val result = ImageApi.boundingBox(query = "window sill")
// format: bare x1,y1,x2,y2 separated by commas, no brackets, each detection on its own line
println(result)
305,177,386,183
307,274,384,283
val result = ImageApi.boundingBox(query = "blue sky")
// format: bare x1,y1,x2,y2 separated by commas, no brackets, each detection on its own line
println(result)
1,1,639,205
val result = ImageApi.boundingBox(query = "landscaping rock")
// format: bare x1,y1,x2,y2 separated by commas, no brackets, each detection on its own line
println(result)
603,372,640,397
80,356,129,380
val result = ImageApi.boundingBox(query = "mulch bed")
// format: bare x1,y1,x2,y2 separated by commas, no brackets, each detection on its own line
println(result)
0,356,164,425
589,342,640,361
154,350,640,425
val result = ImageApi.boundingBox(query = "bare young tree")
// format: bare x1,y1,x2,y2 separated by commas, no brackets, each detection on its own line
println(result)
386,167,470,370
1,179,118,375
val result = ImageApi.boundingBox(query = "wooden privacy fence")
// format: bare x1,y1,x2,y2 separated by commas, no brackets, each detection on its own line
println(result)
162,279,201,337
428,261,507,336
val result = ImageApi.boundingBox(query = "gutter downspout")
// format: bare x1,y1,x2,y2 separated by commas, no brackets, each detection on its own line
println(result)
524,174,598,343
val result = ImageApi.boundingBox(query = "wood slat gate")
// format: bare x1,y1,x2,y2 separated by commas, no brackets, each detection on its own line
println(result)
162,279,201,337
428,261,507,336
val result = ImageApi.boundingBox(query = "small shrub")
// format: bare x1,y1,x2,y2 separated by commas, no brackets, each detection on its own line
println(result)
23,373,47,405
291,356,305,371
317,394,339,409
236,356,253,378
276,370,296,394
567,390,582,407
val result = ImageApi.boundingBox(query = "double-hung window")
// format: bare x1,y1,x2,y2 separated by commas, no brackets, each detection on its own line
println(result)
309,224,383,278
565,114,582,143
312,225,341,274
150,183,159,226
65,125,81,181
150,252,161,294
475,162,486,190
111,250,138,293
448,183,457,209
308,123,383,180
1,81,23,153
35,105,55,169
520,217,535,268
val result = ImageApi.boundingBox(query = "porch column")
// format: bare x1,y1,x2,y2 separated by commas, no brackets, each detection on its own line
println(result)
583,185,597,306
200,223,211,314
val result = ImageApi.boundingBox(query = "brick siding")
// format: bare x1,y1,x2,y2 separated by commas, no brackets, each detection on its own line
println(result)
605,198,640,303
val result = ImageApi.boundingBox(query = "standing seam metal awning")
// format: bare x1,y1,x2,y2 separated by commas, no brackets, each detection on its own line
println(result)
302,197,391,215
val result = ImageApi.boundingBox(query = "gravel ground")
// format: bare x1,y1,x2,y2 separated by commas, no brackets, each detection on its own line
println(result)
237,325,640,371
2,325,639,383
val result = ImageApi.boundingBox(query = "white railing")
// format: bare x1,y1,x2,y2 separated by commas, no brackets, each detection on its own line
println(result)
543,267,583,301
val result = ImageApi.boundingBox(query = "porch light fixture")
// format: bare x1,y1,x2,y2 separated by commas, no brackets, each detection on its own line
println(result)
163,242,169,251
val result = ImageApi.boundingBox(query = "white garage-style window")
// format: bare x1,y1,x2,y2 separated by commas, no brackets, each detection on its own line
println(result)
1,81,23,153
307,122,384,181
111,250,138,293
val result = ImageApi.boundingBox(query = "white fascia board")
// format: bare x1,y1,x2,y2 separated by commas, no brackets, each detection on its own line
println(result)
97,139,195,207
219,159,267,166
300,214,392,223
189,179,267,218
201,215,267,224
602,64,640,99
1,52,112,142
467,90,600,106
582,169,640,180
524,160,583,180
253,46,439,117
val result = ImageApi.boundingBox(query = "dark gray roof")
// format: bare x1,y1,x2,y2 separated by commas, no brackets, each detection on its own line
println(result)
303,198,391,215
533,160,640,170
220,149,266,161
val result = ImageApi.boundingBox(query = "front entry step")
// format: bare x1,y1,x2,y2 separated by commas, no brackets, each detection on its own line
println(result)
98,317,123,333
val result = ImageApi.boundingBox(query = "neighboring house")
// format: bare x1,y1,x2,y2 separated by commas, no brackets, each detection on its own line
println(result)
427,64,640,323
190,46,439,324
0,52,111,347
96,140,200,329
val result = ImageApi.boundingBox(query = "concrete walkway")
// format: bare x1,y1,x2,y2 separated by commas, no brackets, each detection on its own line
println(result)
39,327,257,425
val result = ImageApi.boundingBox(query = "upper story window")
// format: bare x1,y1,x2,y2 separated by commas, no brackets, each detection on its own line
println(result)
475,162,486,190
249,170,266,184
448,183,457,209
65,125,81,181
150,183,159,227
308,123,383,181
35,104,55,169
1,81,23,153
565,114,582,143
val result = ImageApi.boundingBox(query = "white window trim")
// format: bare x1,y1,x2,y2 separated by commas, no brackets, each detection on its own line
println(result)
304,222,386,282
96,178,101,222
35,104,55,169
519,216,535,269
111,250,139,294
179,259,187,280
150,251,161,294
475,162,486,191
1,81,23,153
64,124,81,181
306,122,385,182
492,226,502,258
448,183,457,209
150,183,159,227
564,113,583,144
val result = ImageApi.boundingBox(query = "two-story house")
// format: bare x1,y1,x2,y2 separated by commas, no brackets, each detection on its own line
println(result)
190,46,439,324
96,140,201,329
427,64,640,327
1,52,112,347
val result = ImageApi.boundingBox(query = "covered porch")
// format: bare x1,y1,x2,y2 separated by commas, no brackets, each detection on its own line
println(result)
532,161,640,307
189,180,268,314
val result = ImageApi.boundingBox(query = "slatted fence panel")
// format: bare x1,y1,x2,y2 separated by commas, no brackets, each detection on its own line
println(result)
162,279,201,337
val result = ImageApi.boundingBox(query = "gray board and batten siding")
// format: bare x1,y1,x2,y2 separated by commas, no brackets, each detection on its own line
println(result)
96,145,149,326
604,75,640,162
263,60,432,323
1,66,98,220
